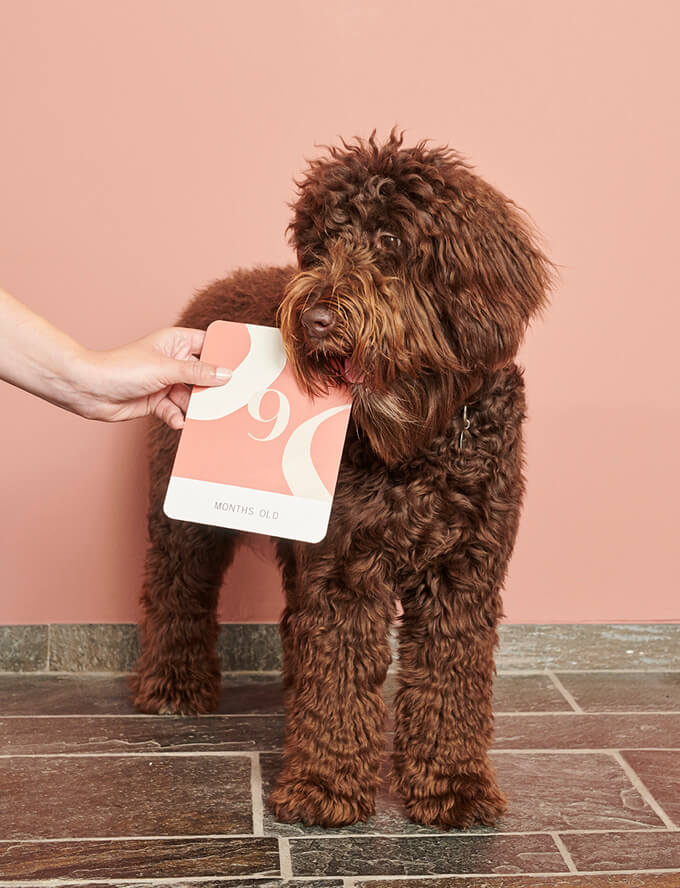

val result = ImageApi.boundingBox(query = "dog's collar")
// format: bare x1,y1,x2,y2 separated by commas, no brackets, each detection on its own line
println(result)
458,404,471,450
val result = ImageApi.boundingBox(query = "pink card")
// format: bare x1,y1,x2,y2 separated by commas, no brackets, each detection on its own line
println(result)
164,320,353,543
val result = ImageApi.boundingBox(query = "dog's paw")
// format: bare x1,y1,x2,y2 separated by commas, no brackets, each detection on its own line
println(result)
401,773,507,830
129,668,221,716
269,776,375,828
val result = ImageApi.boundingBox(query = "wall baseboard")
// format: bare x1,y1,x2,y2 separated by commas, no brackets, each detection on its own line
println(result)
1,623,678,673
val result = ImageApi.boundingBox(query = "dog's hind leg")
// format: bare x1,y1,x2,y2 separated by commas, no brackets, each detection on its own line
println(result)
270,537,396,827
130,419,236,715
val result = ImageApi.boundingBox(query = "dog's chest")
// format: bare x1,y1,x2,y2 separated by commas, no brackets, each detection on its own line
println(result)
331,445,462,574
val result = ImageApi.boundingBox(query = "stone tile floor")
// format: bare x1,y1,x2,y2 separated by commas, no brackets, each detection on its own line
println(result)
0,668,678,886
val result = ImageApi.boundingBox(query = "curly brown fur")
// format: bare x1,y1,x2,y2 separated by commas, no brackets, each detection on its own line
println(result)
132,130,552,829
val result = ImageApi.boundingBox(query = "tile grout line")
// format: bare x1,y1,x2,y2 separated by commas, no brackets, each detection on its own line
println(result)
331,872,680,882
0,880,368,887
549,831,578,873
1,878,282,887
610,749,679,831
251,752,264,836
494,747,680,754
0,751,269,759
0,825,676,843
1,874,680,886
0,873,676,886
545,670,583,712
3,875,680,887
5,748,680,760
518,665,680,676
0,713,293,719
516,668,680,674
3,709,680,719
278,835,293,880
496,710,680,717
4,709,680,720
2,666,680,677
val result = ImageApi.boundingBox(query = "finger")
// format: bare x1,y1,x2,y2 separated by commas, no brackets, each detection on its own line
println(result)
153,396,185,430
168,383,191,414
174,327,207,357
166,357,232,387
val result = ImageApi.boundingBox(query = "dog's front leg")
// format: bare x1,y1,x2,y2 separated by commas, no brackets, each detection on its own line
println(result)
270,543,395,827
392,571,508,829
391,391,527,830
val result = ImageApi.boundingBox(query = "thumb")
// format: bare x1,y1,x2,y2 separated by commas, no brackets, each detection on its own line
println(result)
167,358,232,387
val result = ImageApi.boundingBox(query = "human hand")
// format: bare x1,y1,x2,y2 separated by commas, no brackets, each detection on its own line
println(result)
69,327,231,429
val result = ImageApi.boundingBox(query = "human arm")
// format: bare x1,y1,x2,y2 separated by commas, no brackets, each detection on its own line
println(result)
0,288,231,429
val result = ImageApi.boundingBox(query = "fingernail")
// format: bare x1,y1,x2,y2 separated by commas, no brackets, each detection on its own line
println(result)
216,367,232,380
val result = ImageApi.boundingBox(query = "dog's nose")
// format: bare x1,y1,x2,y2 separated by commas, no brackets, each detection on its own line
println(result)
301,306,337,338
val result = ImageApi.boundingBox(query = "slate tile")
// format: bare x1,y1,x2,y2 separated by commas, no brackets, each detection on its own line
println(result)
0,671,591,723
0,625,47,671
2,623,678,674
0,755,253,839
261,751,665,836
563,829,680,871
556,672,680,712
492,674,574,712
0,714,284,755
493,752,665,832
356,875,680,888
0,837,278,880
494,713,680,750
216,672,284,714
218,623,282,671
289,833,566,876
49,624,140,672
0,674,136,715
44,623,285,673
0,673,284,716
622,750,680,826
387,674,573,715
496,625,680,671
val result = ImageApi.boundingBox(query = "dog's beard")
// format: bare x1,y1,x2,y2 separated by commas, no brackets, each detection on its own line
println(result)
351,373,473,464
277,242,475,463
278,244,407,397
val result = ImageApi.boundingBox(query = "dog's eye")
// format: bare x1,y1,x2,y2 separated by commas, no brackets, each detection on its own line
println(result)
379,233,402,250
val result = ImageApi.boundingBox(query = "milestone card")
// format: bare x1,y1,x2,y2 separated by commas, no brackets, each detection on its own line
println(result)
164,320,353,543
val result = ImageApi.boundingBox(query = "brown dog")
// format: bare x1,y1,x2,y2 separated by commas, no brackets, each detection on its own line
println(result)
131,131,552,829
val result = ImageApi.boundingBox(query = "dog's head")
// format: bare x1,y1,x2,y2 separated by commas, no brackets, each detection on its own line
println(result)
278,130,552,463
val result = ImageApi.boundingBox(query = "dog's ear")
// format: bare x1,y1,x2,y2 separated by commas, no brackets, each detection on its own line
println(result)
433,166,553,374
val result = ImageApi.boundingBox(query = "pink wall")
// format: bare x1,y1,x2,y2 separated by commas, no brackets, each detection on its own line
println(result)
1,0,678,625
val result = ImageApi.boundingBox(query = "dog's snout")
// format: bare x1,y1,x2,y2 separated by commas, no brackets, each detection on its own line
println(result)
302,306,337,339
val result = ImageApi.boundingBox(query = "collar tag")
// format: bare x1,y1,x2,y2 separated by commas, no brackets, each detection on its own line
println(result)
458,404,471,450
